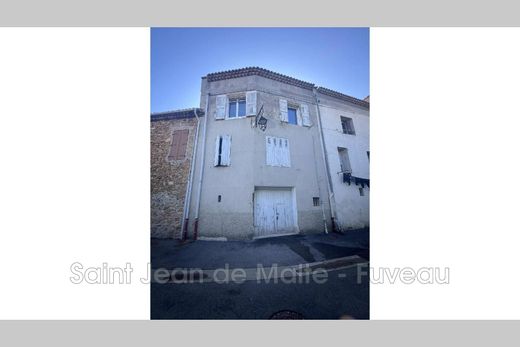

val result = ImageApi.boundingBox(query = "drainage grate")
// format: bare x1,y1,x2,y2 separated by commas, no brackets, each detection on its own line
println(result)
270,310,305,320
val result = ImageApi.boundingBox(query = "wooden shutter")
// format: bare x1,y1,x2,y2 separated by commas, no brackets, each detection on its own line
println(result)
301,104,311,126
279,99,288,122
266,136,274,166
221,135,232,166
296,107,303,126
215,95,227,120
281,138,291,167
246,91,257,116
214,136,221,166
168,129,189,160
338,148,352,172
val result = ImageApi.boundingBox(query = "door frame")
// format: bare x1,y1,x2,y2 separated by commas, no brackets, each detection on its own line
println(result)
252,186,299,239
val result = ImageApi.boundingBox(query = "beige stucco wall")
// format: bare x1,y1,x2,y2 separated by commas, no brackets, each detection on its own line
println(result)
187,75,332,240
317,93,370,230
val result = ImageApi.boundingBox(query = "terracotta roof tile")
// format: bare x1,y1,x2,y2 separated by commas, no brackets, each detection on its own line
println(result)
316,87,369,109
204,67,369,109
206,67,315,90
151,108,204,122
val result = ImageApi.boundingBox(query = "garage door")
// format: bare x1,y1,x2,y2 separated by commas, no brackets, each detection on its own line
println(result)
254,188,297,238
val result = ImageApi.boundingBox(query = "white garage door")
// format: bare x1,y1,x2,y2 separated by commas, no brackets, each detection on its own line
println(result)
254,188,297,238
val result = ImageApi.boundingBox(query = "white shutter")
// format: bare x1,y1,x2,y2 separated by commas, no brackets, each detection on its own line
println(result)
266,136,273,166
296,107,303,126
273,137,279,166
246,91,257,116
282,138,291,167
279,99,288,122
301,104,311,126
215,95,227,120
214,136,221,166
221,135,232,166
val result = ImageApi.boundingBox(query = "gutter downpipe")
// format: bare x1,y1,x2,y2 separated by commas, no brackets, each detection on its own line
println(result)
193,93,210,240
312,135,328,234
181,108,201,241
313,87,338,233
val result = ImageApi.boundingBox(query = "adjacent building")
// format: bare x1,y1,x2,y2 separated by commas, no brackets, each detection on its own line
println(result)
150,108,203,238
151,67,369,240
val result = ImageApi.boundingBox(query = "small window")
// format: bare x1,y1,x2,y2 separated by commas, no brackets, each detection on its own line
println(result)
367,151,370,161
359,188,364,196
218,195,222,202
288,107,298,125
341,116,355,135
313,197,320,206
228,99,246,118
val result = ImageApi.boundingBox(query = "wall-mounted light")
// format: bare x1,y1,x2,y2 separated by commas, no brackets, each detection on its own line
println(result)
257,115,267,131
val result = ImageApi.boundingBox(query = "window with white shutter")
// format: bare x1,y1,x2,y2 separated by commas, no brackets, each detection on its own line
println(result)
301,104,311,126
266,136,290,167
214,135,231,167
296,107,303,126
215,95,227,120
246,91,257,116
279,99,288,122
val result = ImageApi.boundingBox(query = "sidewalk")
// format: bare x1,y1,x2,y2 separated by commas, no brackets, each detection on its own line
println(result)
151,228,369,270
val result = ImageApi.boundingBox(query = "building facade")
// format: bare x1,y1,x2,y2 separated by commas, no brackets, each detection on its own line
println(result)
151,67,369,240
316,88,370,231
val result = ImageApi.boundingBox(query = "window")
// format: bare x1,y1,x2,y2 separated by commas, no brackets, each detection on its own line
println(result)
288,107,298,125
214,135,232,167
341,116,355,135
337,147,352,173
279,99,311,127
168,129,189,160
359,188,365,196
367,151,370,161
266,136,291,167
228,99,246,118
313,197,320,206
218,195,222,202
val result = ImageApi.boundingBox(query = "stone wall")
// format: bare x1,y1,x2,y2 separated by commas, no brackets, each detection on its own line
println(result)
151,116,198,238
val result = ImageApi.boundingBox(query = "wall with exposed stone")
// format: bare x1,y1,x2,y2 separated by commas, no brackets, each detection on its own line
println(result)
151,116,198,238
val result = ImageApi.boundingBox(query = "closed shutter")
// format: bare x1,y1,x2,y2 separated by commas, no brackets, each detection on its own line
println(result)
214,136,221,166
215,95,227,120
282,138,291,167
279,99,288,122
273,137,281,166
301,104,311,126
266,136,273,165
177,129,189,159
168,129,189,160
221,135,232,166
246,91,257,116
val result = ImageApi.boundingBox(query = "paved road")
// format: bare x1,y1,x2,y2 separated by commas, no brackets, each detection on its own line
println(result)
151,264,369,319
152,228,369,269
151,229,369,319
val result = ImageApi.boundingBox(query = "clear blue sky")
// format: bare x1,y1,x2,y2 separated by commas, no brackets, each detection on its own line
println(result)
151,28,369,113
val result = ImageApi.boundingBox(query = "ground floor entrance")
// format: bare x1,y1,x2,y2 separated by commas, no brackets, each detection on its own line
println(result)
253,187,297,238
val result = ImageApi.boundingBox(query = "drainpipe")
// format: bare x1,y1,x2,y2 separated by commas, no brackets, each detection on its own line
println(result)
313,87,337,232
193,93,210,240
312,135,328,234
181,108,201,241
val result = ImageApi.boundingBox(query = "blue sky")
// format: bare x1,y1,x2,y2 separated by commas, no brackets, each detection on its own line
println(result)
151,28,369,113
